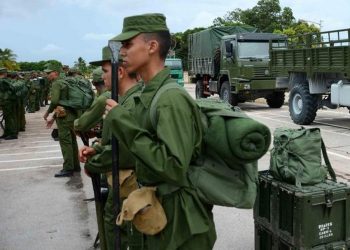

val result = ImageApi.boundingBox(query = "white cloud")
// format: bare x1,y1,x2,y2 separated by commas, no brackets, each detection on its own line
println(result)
42,44,63,52
82,33,114,41
187,11,218,29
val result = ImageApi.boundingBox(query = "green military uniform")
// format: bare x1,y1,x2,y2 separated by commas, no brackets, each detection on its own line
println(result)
27,77,41,113
47,75,80,172
86,84,145,250
12,78,28,132
0,77,18,139
105,68,216,250
74,90,111,132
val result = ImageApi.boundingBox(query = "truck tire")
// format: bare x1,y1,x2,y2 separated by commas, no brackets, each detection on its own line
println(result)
266,91,285,108
195,80,207,99
289,84,318,125
220,81,238,106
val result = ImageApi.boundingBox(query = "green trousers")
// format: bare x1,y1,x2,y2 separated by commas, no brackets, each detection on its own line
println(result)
56,110,80,171
17,99,26,131
27,92,36,113
3,101,18,137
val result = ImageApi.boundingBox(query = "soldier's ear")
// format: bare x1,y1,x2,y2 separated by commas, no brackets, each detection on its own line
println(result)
148,40,159,56
118,66,124,79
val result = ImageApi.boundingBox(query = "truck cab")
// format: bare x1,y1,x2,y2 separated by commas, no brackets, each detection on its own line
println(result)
165,58,184,86
217,33,288,105
189,29,288,107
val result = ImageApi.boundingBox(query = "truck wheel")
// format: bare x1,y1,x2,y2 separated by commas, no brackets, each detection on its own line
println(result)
220,81,238,106
195,80,207,99
289,84,318,125
266,91,285,108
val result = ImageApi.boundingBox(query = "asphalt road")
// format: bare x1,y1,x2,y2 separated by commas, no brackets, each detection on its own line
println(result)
0,84,349,250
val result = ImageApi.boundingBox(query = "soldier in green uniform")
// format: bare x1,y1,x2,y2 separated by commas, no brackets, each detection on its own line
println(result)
43,63,80,177
8,71,27,132
0,68,19,140
92,67,106,97
74,48,111,134
105,14,217,250
78,47,144,250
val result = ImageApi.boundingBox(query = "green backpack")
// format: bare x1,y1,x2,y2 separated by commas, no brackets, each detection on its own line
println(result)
58,76,94,110
150,83,271,208
269,127,337,187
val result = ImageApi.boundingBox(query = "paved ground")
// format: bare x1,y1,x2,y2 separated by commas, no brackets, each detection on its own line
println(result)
0,84,349,250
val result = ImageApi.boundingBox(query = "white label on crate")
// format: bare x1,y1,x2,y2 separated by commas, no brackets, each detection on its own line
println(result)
318,222,334,239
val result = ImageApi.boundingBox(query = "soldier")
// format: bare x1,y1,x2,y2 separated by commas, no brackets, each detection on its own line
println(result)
105,13,217,249
92,67,106,96
43,63,80,177
8,71,27,132
0,68,19,140
78,47,144,250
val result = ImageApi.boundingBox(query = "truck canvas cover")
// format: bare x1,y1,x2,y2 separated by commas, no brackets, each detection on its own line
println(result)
190,25,257,59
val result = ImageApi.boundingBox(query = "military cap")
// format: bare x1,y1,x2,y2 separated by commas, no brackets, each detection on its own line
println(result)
90,46,113,66
92,67,104,84
0,67,8,74
110,13,169,42
44,63,62,73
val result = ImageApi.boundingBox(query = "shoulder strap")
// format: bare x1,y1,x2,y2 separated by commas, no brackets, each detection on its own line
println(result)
321,139,337,182
149,83,182,130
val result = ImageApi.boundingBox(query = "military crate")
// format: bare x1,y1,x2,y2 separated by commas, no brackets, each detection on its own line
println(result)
255,222,349,250
254,171,350,249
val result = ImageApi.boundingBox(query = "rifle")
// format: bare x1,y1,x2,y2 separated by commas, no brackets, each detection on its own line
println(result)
83,134,107,250
108,41,121,250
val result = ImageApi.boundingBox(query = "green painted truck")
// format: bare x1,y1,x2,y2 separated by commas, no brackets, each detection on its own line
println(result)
270,28,350,124
188,26,288,107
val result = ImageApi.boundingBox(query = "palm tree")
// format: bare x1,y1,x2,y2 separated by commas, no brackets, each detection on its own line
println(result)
0,48,17,61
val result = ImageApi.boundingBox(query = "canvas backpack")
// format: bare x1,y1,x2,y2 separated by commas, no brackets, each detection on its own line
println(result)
58,76,94,110
269,127,336,187
150,83,271,208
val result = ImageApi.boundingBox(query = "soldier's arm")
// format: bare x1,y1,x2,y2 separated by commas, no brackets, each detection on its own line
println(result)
46,81,61,113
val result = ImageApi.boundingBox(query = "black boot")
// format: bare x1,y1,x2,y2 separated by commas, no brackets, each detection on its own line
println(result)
54,169,73,177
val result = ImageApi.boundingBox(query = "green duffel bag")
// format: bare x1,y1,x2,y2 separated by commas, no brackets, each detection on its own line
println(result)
269,127,336,187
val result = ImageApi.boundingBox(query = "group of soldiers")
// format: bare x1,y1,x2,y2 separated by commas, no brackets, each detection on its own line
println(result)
2,13,217,250
0,68,50,139
0,65,92,140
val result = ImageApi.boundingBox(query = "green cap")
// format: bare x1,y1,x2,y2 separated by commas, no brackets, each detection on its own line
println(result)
92,67,104,84
0,67,7,74
111,13,169,42
44,62,62,73
90,46,112,66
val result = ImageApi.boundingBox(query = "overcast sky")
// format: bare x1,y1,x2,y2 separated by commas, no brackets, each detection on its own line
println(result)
1,0,349,66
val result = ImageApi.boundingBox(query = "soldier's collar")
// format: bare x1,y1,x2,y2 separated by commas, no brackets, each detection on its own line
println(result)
138,68,170,108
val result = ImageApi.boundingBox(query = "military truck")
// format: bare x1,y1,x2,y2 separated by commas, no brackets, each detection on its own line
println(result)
270,28,350,124
188,26,288,107
165,57,184,86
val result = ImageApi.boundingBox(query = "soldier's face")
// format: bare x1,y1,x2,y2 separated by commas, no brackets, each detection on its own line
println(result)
102,62,112,90
120,34,150,74
47,72,55,81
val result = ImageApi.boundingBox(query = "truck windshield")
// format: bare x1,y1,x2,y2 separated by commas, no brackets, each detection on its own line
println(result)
165,59,183,69
238,40,287,59
238,41,270,59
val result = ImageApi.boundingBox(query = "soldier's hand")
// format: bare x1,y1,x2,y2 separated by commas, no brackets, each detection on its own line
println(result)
104,99,119,119
79,146,96,163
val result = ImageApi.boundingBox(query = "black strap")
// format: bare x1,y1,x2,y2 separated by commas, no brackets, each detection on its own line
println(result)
321,139,337,182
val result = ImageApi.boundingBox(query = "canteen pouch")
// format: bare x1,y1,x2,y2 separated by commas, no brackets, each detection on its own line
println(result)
106,169,138,199
54,105,67,118
116,187,167,235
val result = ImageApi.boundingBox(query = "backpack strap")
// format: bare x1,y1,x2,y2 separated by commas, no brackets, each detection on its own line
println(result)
149,83,182,130
321,139,337,182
